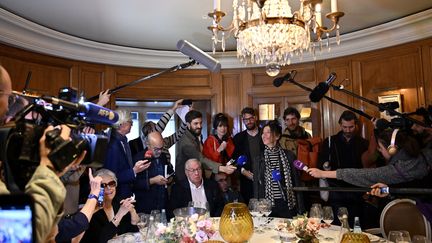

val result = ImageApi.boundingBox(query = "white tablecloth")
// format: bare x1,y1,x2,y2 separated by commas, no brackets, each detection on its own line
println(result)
110,217,387,243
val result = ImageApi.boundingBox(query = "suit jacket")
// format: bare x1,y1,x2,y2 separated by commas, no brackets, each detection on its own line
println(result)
169,178,223,218
103,130,135,200
175,129,220,181
129,137,144,159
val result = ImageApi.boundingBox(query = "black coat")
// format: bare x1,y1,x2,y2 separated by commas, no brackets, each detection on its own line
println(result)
168,178,224,218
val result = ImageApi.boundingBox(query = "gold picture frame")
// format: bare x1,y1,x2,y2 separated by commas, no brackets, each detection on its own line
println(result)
378,94,402,121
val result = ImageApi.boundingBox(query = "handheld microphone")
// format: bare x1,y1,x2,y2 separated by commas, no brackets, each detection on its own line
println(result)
273,70,297,87
293,160,309,171
227,155,247,167
309,72,337,102
41,96,119,125
145,150,153,159
78,102,119,125
271,169,287,201
177,40,221,73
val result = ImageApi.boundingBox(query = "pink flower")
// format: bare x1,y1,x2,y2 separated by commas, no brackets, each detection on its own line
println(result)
195,230,209,242
196,220,206,228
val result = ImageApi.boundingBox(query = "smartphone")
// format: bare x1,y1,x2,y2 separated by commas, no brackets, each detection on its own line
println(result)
97,187,104,207
0,194,35,242
181,99,192,106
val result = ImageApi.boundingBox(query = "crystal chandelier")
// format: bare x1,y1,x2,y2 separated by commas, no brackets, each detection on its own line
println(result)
208,0,344,75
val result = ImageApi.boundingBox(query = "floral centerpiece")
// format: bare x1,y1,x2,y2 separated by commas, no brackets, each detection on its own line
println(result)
291,214,321,243
154,213,216,243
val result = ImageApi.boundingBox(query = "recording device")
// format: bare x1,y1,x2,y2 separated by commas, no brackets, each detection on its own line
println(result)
177,40,221,73
309,72,337,102
375,117,414,131
273,70,297,87
97,187,104,207
378,101,400,112
293,160,309,171
271,169,287,201
181,99,193,106
0,88,111,191
227,155,247,167
0,194,35,242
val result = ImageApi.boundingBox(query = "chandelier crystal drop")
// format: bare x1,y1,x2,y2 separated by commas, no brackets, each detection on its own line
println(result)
208,0,344,67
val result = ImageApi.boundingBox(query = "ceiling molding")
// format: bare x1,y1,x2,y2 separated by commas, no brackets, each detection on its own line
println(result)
0,8,432,70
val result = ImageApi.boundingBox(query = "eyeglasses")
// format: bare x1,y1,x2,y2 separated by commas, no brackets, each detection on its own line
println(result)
242,116,255,122
0,91,17,106
101,180,117,188
152,146,163,152
186,168,202,174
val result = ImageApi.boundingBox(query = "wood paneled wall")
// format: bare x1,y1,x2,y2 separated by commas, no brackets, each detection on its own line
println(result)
1,37,431,138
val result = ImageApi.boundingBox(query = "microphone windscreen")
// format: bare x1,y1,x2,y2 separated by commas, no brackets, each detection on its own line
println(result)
144,150,153,159
309,82,329,103
177,40,221,73
375,118,390,131
236,155,247,166
81,102,119,125
293,160,308,171
273,77,284,87
271,169,282,181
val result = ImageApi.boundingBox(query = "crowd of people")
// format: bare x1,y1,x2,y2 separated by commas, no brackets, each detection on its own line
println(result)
0,64,431,242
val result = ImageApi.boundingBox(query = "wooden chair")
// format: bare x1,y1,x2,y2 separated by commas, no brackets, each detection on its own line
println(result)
380,199,431,240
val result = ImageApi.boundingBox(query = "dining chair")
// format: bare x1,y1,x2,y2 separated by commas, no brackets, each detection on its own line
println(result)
380,198,431,241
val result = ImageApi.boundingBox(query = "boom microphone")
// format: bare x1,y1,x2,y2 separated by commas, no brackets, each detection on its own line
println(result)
273,70,297,87
177,40,221,73
309,72,337,102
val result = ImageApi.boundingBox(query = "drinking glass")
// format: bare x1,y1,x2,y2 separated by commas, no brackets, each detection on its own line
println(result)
188,201,210,218
412,235,427,243
397,231,411,243
137,213,149,240
248,198,263,233
322,206,334,241
150,209,161,223
337,207,349,225
258,198,272,230
309,203,323,222
388,231,403,242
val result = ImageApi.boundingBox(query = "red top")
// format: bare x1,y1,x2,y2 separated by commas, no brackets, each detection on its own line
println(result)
202,134,235,165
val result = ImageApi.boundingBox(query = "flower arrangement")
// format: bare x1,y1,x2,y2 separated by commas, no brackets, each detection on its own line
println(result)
291,214,321,242
154,213,216,243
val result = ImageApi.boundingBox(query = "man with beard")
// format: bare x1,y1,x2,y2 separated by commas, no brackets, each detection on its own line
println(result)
279,107,311,155
318,110,369,227
175,110,236,182
232,107,265,204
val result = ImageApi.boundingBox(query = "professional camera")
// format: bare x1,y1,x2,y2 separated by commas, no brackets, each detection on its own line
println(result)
0,88,116,191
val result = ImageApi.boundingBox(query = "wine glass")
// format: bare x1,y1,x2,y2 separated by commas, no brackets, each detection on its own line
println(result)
322,206,334,241
388,231,403,242
412,235,427,243
188,201,210,218
258,198,272,230
150,209,161,223
309,203,323,223
337,207,349,225
249,198,260,233
396,231,411,243
137,213,149,240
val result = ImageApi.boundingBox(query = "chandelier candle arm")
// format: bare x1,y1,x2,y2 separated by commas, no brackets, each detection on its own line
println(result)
207,0,345,69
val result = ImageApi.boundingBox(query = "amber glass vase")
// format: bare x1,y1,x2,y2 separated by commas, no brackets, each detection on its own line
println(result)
219,202,254,243
341,232,371,243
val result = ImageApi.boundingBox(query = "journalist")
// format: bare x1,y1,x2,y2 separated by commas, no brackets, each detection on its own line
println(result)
0,66,87,242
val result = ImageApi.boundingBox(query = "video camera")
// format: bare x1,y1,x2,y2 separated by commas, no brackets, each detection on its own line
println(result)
0,87,117,191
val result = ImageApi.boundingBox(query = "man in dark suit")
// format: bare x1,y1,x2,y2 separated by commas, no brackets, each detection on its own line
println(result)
169,158,223,217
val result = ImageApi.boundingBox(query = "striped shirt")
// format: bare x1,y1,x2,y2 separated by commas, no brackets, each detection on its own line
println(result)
267,148,284,200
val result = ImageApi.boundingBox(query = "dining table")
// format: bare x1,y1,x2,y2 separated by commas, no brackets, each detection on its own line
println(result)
109,217,388,243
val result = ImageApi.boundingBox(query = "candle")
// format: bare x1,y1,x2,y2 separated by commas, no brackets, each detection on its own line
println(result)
315,4,322,26
331,0,338,12
214,0,221,11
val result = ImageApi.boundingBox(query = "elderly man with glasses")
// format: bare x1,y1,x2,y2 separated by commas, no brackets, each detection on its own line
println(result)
169,158,223,218
132,131,174,213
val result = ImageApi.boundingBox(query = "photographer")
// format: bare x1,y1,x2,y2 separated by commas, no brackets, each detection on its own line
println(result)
0,66,86,242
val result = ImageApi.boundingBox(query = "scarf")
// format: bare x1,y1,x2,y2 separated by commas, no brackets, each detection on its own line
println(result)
264,145,296,210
